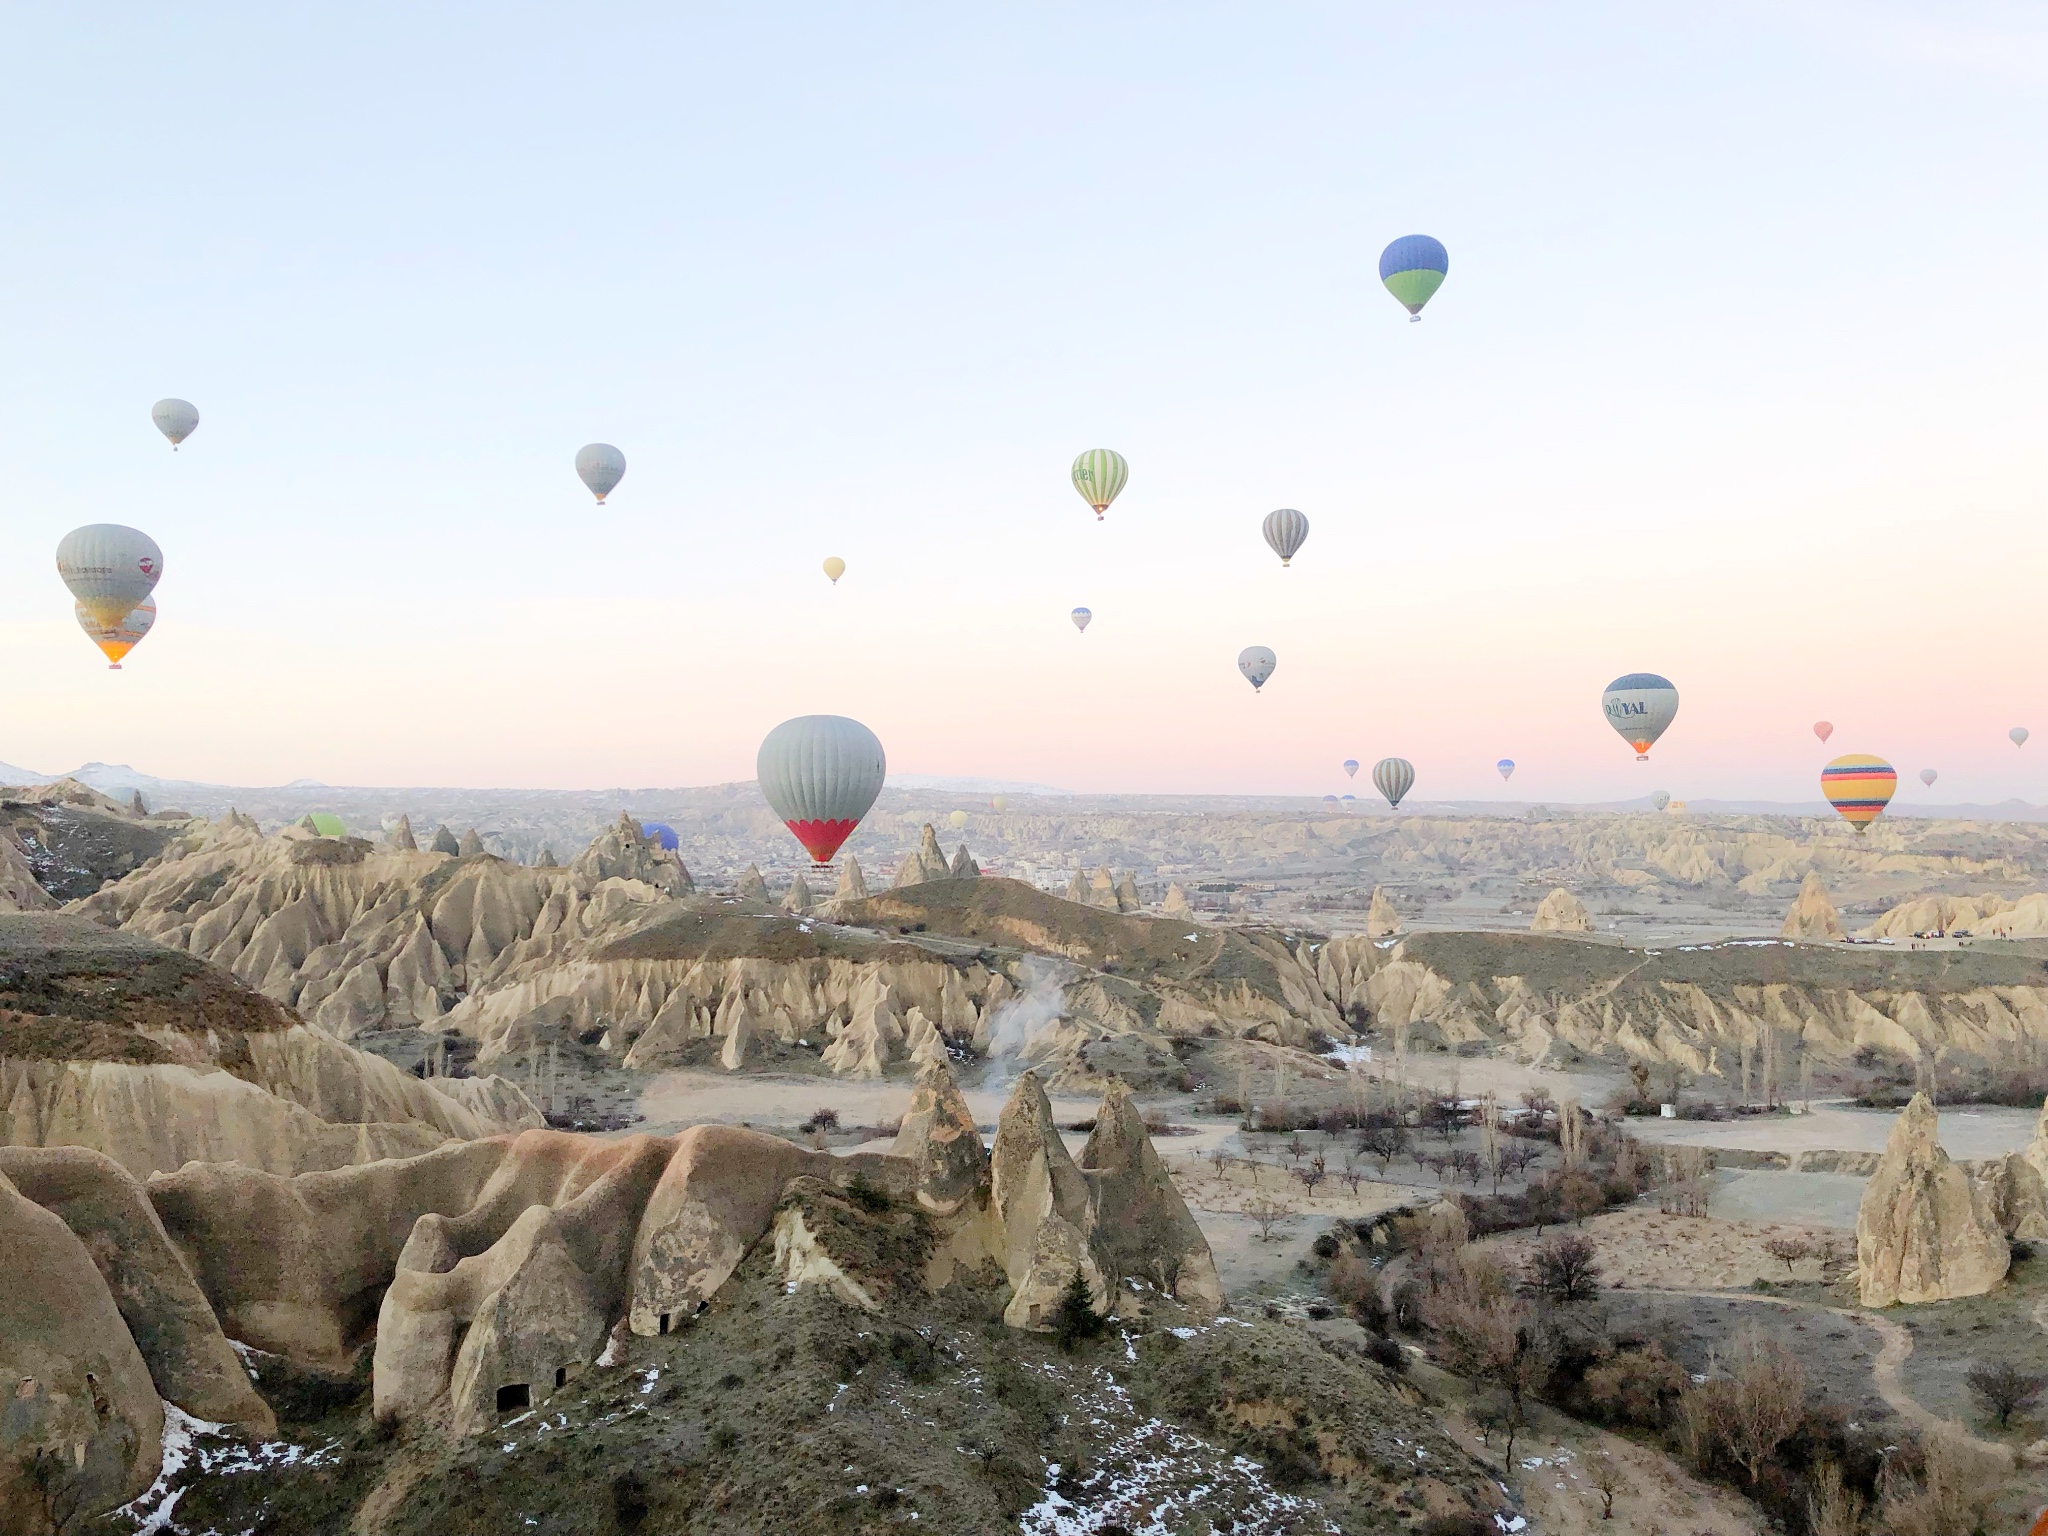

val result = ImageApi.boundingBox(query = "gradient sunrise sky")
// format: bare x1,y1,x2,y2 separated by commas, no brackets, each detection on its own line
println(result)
1,4,2044,802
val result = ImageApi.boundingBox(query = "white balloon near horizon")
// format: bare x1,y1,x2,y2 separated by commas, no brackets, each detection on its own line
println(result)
1373,757,1414,810
2013,727,2030,748
755,714,886,866
1920,768,1938,786
1652,791,1671,810
1342,759,1358,778
822,556,845,585
151,398,198,449
1261,508,1309,567
1070,607,1091,633
1496,759,1515,781
575,443,626,504
1237,646,1276,692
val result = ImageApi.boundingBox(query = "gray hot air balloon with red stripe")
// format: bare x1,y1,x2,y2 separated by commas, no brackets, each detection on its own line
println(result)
757,715,886,866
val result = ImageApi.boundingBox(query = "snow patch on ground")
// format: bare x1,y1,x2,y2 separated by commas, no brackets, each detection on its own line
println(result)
110,1404,339,1535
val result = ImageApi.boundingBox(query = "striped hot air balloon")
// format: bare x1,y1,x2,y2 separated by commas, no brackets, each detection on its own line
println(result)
1261,508,1309,566
1379,235,1449,321
1821,755,1896,834
758,714,887,865
1497,759,1515,781
1071,450,1128,520
1373,757,1415,809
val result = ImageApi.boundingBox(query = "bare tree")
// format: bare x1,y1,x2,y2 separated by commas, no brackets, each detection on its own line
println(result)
1877,1434,2001,1536
1721,1327,1807,1487
1806,1458,1865,1536
1296,1165,1327,1196
1241,1194,1297,1242
1361,1123,1408,1174
1559,1097,1588,1173
1479,1093,1503,1193
1763,1234,1815,1279
1523,1233,1603,1303
1342,1167,1365,1196
1965,1359,2046,1430
1286,1132,1307,1164
1587,1454,1626,1521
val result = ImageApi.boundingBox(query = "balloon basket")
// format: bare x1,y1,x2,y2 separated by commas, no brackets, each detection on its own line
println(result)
109,663,121,671
1409,314,1421,323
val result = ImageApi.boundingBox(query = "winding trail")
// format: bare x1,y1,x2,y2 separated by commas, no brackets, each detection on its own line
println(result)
1632,1285,2012,1466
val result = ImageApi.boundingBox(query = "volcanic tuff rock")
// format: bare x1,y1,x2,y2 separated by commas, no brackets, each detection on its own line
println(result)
1079,1080,1223,1311
1530,887,1593,933
1162,882,1193,920
891,823,957,888
990,1069,1104,1327
892,1054,991,1216
388,813,417,851
456,827,485,857
1366,884,1402,937
1782,870,1846,941
832,855,868,902
431,824,460,855
0,827,56,912
1862,888,2048,940
735,863,769,903
781,873,814,913
570,812,693,894
0,915,538,1180
1855,1092,2010,1306
1,1165,164,1534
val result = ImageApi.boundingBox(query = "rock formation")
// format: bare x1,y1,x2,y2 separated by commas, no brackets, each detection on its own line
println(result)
389,814,418,851
1782,871,1845,942
1065,868,1090,904
457,827,486,857
1,1165,163,1530
948,843,980,879
1113,871,1142,912
990,1070,1104,1327
834,856,868,902
1078,1081,1223,1311
736,864,770,903
1162,882,1193,921
1531,887,1593,934
781,874,814,913
0,827,56,912
570,813,692,895
536,846,558,868
1863,889,2048,940
891,1055,989,1217
1855,1093,2010,1306
431,824,461,855
892,824,953,887
1365,885,1401,937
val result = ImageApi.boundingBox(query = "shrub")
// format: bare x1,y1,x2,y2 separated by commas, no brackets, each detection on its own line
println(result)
611,1471,650,1530
844,1171,892,1213
1581,1343,1685,1431
1364,1333,1406,1375
1311,1231,1340,1260
799,1107,841,1133
1523,1233,1603,1302
1052,1270,1107,1352
1964,1358,2045,1429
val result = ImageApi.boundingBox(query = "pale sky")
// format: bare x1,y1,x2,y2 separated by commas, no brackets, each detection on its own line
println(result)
3,4,2045,803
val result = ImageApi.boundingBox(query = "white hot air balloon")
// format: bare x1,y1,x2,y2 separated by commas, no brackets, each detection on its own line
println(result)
1602,673,1680,760
2013,727,2030,749
575,443,627,503
1373,757,1415,810
1261,508,1309,567
75,598,155,669
1071,607,1092,633
151,398,199,449
1342,759,1359,778
1497,759,1515,781
58,525,163,629
1237,646,1276,692
757,714,886,867
1652,791,1671,811
1920,768,1938,787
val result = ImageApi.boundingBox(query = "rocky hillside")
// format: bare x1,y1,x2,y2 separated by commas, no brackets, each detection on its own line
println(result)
0,777,189,907
0,913,541,1178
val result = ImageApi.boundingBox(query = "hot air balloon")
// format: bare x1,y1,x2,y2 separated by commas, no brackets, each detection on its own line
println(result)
1340,794,1356,805
948,809,968,829
305,813,347,838
1652,791,1671,811
1497,759,1515,781
1238,646,1276,692
1321,794,1339,806
822,557,845,585
575,443,626,504
1071,607,1092,633
641,821,680,851
2014,727,2031,748
758,715,886,866
990,795,1008,812
151,398,199,449
1822,754,1897,834
75,598,155,669
1373,757,1415,810
1261,509,1309,567
1342,759,1359,778
1071,450,1128,520
1919,769,1938,788
58,525,163,630
1602,673,1680,760
1379,234,1448,321
1813,721,1833,744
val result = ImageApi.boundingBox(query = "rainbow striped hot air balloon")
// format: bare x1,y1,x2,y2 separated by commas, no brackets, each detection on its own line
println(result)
1379,235,1448,321
1821,754,1896,834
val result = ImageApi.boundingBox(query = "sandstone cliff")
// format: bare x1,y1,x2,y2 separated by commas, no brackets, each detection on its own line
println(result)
1530,887,1592,933
1782,871,1845,941
1855,1092,2010,1306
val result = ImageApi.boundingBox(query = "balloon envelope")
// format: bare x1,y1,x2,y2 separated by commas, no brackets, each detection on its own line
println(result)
575,443,626,503
1602,673,1679,759
1342,759,1359,777
1373,758,1415,809
1822,754,1897,833
1261,508,1309,566
1919,769,1938,787
151,398,199,448
822,557,845,584
990,795,1008,812
74,598,155,668
757,715,887,864
1237,646,1276,692
58,525,163,628
1497,759,1515,781
1071,607,1092,632
947,809,968,829
1070,449,1128,519
1814,721,1833,744
306,813,346,838
2013,727,2031,748
640,821,680,851
1652,791,1671,811
1379,234,1449,318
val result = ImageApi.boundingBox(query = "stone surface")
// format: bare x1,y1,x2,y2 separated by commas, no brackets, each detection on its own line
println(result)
736,864,770,903
833,857,868,902
571,814,692,895
891,1057,989,1215
0,1167,163,1534
1782,871,1846,942
1365,886,1401,938
1855,1092,2011,1306
989,1070,1103,1329
1078,1080,1222,1314
1530,888,1593,934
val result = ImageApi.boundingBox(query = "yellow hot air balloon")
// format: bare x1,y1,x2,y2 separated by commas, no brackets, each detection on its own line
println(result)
1821,754,1896,834
947,809,968,829
75,598,155,669
822,556,845,585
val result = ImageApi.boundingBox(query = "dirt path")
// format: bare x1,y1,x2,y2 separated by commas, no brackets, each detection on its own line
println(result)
1633,1286,2012,1467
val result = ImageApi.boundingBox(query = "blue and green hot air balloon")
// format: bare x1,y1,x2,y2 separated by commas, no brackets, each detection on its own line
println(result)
1379,234,1448,322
